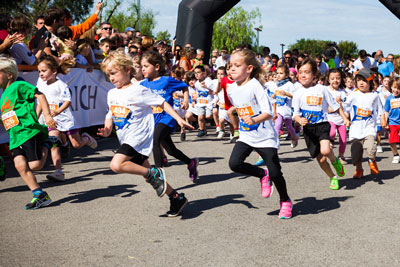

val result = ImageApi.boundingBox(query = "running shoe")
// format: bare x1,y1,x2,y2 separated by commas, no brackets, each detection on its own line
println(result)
147,167,167,197
166,193,188,217
217,130,225,139
353,169,363,179
279,199,293,219
255,157,264,166
260,168,273,198
332,157,345,177
376,145,383,153
291,139,298,148
338,155,347,165
24,192,52,210
46,171,65,182
187,158,199,182
180,132,186,141
82,132,98,149
0,156,6,181
216,126,221,133
230,130,239,143
329,176,339,190
197,130,206,137
368,160,379,175
60,142,70,159
392,155,400,164
162,155,169,167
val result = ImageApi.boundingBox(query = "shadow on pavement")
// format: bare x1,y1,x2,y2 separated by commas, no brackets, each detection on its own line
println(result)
49,184,139,207
340,169,400,190
171,194,258,219
175,172,246,191
267,196,353,217
165,156,225,167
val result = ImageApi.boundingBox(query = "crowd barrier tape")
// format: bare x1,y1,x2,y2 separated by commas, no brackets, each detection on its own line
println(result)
0,68,114,144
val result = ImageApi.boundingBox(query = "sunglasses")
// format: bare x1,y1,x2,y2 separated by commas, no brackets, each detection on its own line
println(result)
102,27,112,30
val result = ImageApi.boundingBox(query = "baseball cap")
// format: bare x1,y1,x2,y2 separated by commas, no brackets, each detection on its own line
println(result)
125,27,135,33
356,68,376,81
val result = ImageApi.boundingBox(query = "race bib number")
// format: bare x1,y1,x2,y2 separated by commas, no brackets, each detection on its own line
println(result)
49,104,59,111
356,107,371,118
110,105,130,118
198,99,208,104
2,110,19,130
236,105,255,118
218,102,225,109
152,106,163,114
306,95,323,106
390,99,400,109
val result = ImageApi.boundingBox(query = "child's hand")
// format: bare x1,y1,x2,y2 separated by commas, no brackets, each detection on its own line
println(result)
336,96,342,104
97,127,111,137
50,110,59,117
344,118,351,127
200,81,207,89
273,113,278,121
242,115,255,125
45,116,57,129
299,117,308,126
177,119,194,130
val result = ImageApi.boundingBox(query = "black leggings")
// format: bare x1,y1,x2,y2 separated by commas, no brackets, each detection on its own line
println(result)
153,123,191,167
229,141,289,202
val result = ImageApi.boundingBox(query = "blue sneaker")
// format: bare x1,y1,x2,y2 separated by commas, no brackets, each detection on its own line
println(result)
255,157,264,166
147,167,167,197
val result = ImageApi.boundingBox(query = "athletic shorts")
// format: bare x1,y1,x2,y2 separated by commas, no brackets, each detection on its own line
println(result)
116,143,148,165
303,122,332,158
389,125,400,144
218,108,231,123
11,134,43,162
48,128,79,135
197,105,212,116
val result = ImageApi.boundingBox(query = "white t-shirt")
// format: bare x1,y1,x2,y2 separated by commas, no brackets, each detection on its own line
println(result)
195,77,216,108
344,90,383,140
106,84,165,156
215,56,229,68
326,87,347,125
292,83,340,124
9,43,36,65
377,89,391,124
227,78,279,149
353,57,377,71
272,81,295,119
37,78,75,131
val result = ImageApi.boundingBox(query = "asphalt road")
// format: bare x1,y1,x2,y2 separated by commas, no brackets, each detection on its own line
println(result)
1,129,399,267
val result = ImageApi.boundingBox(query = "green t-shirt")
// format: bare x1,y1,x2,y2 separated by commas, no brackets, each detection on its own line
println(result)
0,81,48,150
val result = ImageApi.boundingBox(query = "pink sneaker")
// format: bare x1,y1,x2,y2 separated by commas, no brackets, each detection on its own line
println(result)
260,168,273,198
279,199,293,219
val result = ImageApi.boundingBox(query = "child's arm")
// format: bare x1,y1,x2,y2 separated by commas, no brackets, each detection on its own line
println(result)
182,87,189,110
382,112,389,129
293,115,308,126
97,118,113,137
242,112,271,126
34,91,57,128
273,102,277,121
51,101,71,117
160,101,194,130
36,102,43,118
337,106,351,127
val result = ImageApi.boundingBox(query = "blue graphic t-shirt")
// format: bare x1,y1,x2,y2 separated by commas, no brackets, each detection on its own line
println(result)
384,94,400,125
141,76,187,129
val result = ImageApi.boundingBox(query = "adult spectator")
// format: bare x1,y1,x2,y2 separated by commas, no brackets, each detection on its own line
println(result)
215,47,229,68
125,27,134,38
98,22,112,40
386,54,395,63
270,54,279,72
377,52,394,77
315,55,329,75
194,48,204,66
135,31,142,38
34,16,45,31
278,50,296,68
353,49,377,71
260,46,270,65
66,2,103,40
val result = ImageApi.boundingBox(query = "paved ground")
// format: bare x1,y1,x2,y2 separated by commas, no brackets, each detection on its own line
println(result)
1,129,399,267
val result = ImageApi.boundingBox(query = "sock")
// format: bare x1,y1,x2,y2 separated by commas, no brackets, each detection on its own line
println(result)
234,128,238,131
145,168,157,179
394,154,399,156
32,187,43,196
368,159,374,163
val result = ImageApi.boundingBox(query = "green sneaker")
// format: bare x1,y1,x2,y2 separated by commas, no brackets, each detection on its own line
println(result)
332,157,345,177
329,176,339,190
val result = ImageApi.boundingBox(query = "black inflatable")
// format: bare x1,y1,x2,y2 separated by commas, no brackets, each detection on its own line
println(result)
379,0,400,19
175,0,240,64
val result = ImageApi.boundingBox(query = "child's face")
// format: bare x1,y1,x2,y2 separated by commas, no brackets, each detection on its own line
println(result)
272,74,277,82
133,63,142,80
382,77,390,89
329,72,341,90
38,62,57,83
229,53,252,83
141,58,159,80
289,71,296,82
276,68,287,81
392,84,399,97
356,78,370,93
216,69,226,82
100,43,111,54
189,79,196,87
194,68,206,81
106,65,131,89
298,63,315,88
345,77,353,89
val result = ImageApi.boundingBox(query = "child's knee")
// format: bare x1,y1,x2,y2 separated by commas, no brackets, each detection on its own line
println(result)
228,157,241,172
110,160,122,173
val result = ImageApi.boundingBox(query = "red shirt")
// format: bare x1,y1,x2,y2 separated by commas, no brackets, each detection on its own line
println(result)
221,76,235,110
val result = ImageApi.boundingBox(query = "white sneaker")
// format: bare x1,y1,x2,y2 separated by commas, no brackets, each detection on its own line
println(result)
82,132,98,149
216,126,221,133
217,130,225,139
46,171,65,182
392,155,400,164
291,139,298,148
376,145,383,153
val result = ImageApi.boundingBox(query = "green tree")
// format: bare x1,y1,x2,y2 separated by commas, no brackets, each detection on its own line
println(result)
155,30,171,44
288,38,359,58
211,7,261,53
337,40,358,57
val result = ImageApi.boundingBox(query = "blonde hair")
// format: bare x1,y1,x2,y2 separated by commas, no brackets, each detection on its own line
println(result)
101,51,135,78
0,56,18,82
231,49,262,82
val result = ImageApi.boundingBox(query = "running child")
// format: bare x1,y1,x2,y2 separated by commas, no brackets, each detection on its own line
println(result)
376,76,392,153
292,59,350,190
36,55,97,181
382,77,400,164
0,56,57,210
326,68,348,163
220,67,239,142
140,51,199,182
98,51,192,217
183,71,198,140
344,68,385,178
214,66,234,139
227,49,293,219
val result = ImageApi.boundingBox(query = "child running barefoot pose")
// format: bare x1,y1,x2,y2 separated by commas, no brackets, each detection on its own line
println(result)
0,56,58,209
98,51,193,217
326,69,348,163
293,59,350,190
140,51,199,182
383,77,400,164
36,55,97,180
345,69,385,178
227,49,293,219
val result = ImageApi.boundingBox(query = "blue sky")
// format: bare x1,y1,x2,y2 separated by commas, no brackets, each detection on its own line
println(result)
98,0,400,56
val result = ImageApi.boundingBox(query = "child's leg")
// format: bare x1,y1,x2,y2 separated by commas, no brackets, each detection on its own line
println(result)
316,154,335,178
364,135,377,161
376,130,381,146
390,143,399,155
337,125,347,156
351,139,364,169
198,115,206,130
227,107,239,131
161,130,191,165
256,147,289,202
328,121,337,141
28,146,49,171
153,123,169,167
274,114,283,136
213,107,219,129
318,139,337,178
219,118,226,131
229,141,261,176
49,130,62,171
14,155,41,191
68,131,89,149
284,118,297,140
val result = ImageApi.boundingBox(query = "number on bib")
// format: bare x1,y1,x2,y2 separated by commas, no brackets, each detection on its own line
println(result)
1,110,19,130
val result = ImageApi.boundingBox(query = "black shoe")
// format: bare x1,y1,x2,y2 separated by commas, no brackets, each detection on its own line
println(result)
147,167,167,197
180,132,186,141
167,193,188,217
197,130,206,137
60,142,70,159
24,192,52,210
